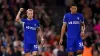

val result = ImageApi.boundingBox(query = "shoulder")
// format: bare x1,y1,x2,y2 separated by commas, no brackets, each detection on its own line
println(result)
64,13,71,16
77,13,82,15
77,13,83,16
33,19,39,22
33,19,40,23
21,18,27,20
21,18,27,22
64,13,71,19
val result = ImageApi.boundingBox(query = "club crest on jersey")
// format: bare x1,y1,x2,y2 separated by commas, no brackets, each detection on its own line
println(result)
77,17,79,20
34,24,36,26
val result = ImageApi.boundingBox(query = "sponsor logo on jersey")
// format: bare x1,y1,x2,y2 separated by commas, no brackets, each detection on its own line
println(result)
26,26,36,30
68,21,80,24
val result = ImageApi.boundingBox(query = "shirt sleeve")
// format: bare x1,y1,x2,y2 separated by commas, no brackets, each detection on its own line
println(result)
80,14,84,23
63,14,67,24
21,18,25,22
19,18,25,24
37,20,40,28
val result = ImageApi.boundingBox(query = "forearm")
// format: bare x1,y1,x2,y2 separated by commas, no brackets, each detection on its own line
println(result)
81,23,85,32
38,28,44,40
61,26,66,39
15,8,24,22
40,30,44,40
15,11,21,22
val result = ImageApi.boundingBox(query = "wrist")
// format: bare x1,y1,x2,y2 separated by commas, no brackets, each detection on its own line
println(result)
41,38,44,41
81,30,84,32
81,31,84,33
18,11,21,13
60,37,63,39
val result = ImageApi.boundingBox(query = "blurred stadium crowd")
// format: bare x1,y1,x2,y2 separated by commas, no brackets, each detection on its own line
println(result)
0,0,100,56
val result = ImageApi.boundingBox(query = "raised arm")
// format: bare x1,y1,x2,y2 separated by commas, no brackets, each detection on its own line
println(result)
15,8,24,22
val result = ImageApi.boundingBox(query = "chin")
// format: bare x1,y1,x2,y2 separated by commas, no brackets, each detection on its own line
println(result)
28,17,32,19
73,12,76,13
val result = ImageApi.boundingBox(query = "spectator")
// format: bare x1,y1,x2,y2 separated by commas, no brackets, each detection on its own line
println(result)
0,0,100,56
83,38,92,56
1,46,8,56
44,46,53,56
93,49,99,56
96,42,100,55
52,41,59,56
94,20,100,35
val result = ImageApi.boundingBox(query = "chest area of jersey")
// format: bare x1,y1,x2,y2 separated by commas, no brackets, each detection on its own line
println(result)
24,21,37,30
67,15,81,24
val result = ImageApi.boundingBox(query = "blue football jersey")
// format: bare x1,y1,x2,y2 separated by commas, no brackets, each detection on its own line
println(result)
21,18,40,44
63,13,84,38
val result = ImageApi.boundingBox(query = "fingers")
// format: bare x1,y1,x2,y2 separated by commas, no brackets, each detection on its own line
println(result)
59,39,63,45
59,42,60,45
59,41,62,45
80,33,84,37
59,42,61,45
41,40,44,45
19,8,24,12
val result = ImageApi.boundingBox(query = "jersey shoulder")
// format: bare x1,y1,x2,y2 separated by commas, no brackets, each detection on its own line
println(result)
77,13,84,19
77,13,83,16
33,19,39,21
21,18,27,22
64,13,71,16
33,19,40,28
33,18,39,23
64,13,71,19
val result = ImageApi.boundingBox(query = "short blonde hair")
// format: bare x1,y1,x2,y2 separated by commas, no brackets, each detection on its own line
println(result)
27,9,33,12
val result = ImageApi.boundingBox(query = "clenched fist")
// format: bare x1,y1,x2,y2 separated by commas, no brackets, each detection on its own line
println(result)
19,8,24,12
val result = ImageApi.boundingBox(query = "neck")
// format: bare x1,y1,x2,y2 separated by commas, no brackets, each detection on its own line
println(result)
71,12,77,14
27,18,33,20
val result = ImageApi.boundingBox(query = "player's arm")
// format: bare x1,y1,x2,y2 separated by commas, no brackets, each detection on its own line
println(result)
37,27,44,41
59,23,66,45
81,22,85,33
15,8,24,23
80,14,85,38
80,14,85,33
60,23,66,40
59,14,67,44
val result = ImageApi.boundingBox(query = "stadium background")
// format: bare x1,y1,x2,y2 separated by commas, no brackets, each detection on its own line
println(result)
0,0,100,56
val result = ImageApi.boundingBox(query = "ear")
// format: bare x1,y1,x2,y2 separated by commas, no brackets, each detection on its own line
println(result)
27,12,28,16
70,7,71,11
26,10,28,13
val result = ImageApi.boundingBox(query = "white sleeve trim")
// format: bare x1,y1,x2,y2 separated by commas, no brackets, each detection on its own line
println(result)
63,22,67,24
22,22,25,28
81,21,84,23
37,26,40,28
19,19,23,24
